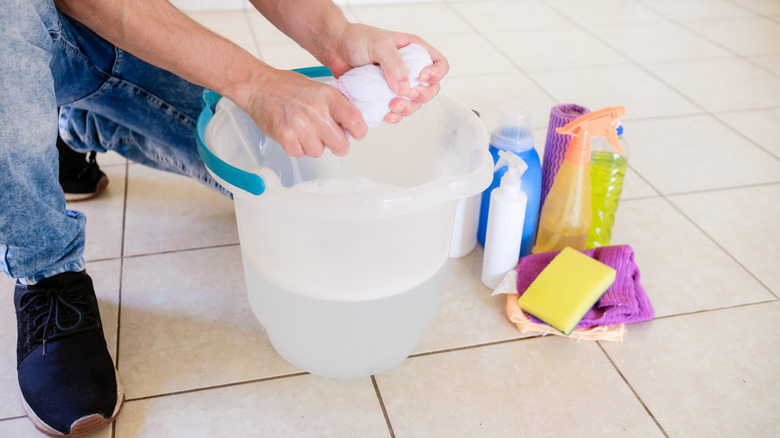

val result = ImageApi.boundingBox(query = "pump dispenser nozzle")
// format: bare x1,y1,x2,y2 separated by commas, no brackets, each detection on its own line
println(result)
495,150,528,194
555,106,625,165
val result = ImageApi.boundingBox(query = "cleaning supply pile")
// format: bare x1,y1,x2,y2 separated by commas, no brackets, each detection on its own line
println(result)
451,102,655,340
324,51,653,340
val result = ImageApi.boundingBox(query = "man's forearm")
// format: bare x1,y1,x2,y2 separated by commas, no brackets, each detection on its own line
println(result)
248,0,348,68
54,0,269,110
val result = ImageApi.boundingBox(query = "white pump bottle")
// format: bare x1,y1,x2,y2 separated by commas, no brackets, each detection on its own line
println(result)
481,150,528,289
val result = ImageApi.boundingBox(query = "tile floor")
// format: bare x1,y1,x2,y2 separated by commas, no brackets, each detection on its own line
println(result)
2,0,779,436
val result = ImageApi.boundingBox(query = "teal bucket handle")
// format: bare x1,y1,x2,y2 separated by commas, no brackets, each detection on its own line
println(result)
195,66,333,196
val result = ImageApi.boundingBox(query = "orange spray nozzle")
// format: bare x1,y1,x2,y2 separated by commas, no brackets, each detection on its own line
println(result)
556,106,626,165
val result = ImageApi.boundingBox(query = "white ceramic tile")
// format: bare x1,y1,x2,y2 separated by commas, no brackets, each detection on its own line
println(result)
415,248,529,354
174,0,246,13
257,42,322,70
611,198,775,317
123,165,238,257
685,17,780,56
716,107,780,159
621,167,659,200
645,57,780,112
188,11,260,57
423,33,519,77
546,0,666,25
732,0,780,15
118,246,299,400
749,54,780,76
377,339,665,437
670,184,780,295
450,0,569,32
640,0,755,21
602,302,780,437
626,115,780,194
96,150,128,167
0,417,113,438
114,375,390,437
350,3,473,38
68,164,126,262
531,65,702,120
439,73,557,131
245,6,358,46
588,22,731,63
245,9,294,45
0,260,120,421
0,274,21,420
486,26,629,72
349,0,443,4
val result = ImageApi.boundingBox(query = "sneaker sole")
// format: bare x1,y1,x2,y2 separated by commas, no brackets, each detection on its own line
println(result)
21,368,125,437
64,175,109,203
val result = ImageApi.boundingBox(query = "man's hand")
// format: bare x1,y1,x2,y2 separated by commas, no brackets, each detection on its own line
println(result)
245,69,367,158
323,24,450,125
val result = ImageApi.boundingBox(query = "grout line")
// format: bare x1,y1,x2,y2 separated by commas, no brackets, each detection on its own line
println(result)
659,195,779,300
442,1,562,105
84,242,242,265
596,342,671,438
651,300,780,321
111,160,129,438
663,181,780,198
408,335,543,359
125,372,310,403
371,375,396,438
635,0,780,79
540,0,709,115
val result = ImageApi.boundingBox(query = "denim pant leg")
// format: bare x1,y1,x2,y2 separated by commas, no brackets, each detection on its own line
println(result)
54,14,227,195
0,0,87,283
2,1,227,283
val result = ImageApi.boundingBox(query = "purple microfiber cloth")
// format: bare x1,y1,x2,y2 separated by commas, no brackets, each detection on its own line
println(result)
541,104,590,208
516,245,654,329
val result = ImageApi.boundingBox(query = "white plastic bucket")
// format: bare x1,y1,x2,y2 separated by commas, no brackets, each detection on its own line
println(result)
196,69,492,378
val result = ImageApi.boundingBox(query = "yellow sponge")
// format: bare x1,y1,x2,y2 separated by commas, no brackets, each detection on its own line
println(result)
518,247,616,335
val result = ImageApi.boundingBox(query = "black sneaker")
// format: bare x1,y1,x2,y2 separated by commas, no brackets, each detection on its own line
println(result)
57,136,109,202
15,271,124,437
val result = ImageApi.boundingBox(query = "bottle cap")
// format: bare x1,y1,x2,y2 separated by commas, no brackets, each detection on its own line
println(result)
491,103,534,153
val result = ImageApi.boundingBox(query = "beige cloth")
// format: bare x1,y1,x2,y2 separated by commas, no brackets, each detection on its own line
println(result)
506,295,625,341
495,269,625,341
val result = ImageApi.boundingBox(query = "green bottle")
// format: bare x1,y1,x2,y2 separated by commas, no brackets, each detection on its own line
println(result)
586,124,629,249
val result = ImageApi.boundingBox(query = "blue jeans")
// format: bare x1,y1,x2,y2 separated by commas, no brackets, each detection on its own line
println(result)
0,0,227,284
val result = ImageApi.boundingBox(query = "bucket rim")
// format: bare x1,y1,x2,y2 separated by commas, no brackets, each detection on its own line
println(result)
196,66,493,215
195,66,334,195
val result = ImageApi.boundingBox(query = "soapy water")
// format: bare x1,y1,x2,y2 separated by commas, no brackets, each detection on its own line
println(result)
243,256,447,378
292,176,401,195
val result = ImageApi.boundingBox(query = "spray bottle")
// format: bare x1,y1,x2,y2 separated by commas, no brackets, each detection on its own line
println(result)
532,106,625,253
477,103,542,258
481,150,528,289
587,121,630,248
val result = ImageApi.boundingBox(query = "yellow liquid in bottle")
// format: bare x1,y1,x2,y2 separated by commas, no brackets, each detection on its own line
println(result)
586,151,627,249
532,160,590,253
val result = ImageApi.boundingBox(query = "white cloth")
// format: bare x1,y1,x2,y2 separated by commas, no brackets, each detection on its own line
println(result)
331,43,433,127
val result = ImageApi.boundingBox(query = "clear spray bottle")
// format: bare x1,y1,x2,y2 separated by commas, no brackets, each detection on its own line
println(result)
481,150,528,289
533,106,625,254
586,122,630,248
